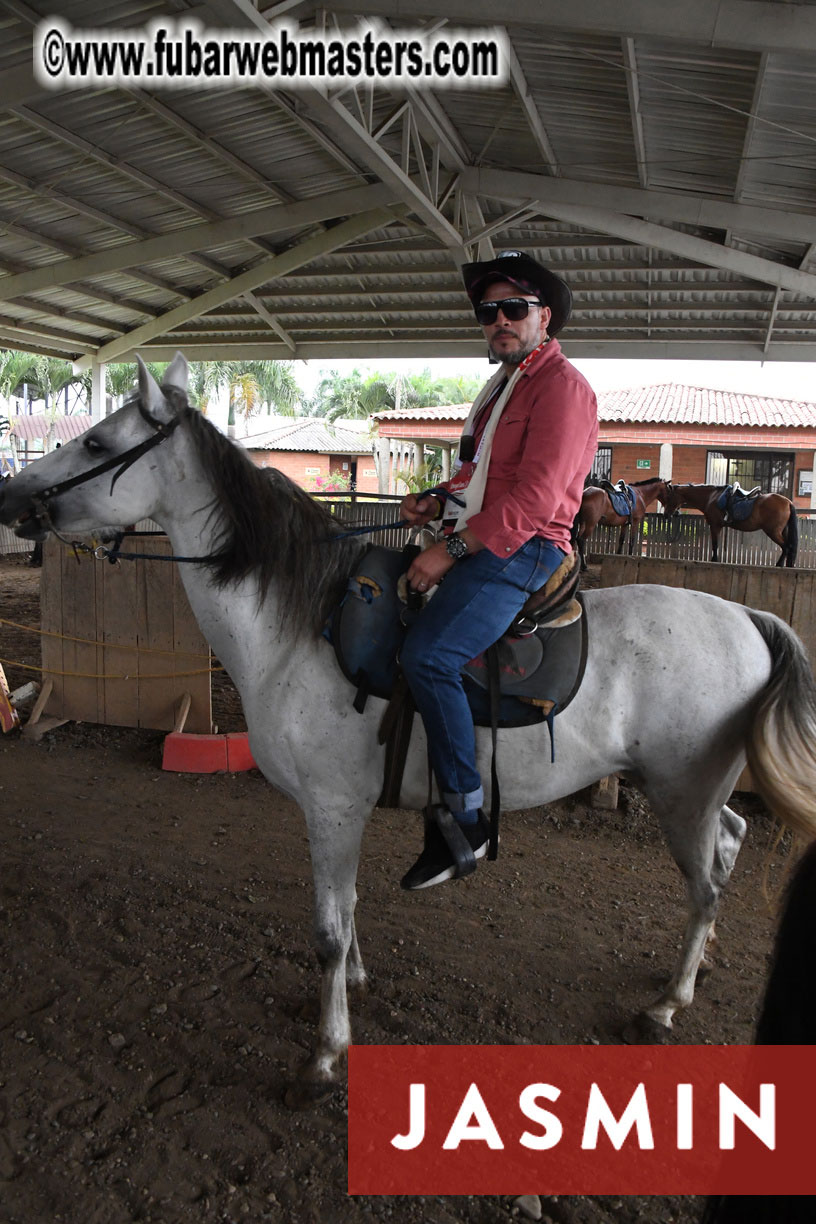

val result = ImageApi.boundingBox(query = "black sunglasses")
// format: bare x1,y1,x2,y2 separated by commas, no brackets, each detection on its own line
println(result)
474,297,543,326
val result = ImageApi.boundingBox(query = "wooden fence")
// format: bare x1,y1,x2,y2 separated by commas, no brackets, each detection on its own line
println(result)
586,510,816,568
39,536,212,733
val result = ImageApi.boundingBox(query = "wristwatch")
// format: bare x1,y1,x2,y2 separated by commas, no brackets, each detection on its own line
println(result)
445,534,469,561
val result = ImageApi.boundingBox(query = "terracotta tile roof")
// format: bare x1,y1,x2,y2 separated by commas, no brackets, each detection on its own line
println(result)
371,404,471,422
239,417,373,454
8,414,92,441
598,385,816,428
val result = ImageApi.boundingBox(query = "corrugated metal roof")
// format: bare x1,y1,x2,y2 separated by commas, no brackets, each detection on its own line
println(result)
240,419,374,454
0,3,815,364
599,384,816,427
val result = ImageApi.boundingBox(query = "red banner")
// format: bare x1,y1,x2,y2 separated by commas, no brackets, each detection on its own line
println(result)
348,1045,816,1195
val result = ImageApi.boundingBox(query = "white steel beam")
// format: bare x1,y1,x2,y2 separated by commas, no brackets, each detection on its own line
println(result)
73,208,398,368
326,0,816,55
461,167,816,248
622,38,648,189
243,291,298,353
501,36,560,176
132,339,816,362
503,197,816,296
0,183,397,303
733,53,769,204
203,0,468,263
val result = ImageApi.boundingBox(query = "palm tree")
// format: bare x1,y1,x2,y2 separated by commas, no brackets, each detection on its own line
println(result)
188,360,233,416
245,360,300,417
0,350,37,409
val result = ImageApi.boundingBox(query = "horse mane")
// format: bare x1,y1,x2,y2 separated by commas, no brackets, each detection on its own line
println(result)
152,396,368,639
629,476,664,487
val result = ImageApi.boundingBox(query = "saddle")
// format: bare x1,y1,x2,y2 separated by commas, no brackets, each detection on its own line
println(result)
599,478,636,518
329,544,588,812
717,482,760,524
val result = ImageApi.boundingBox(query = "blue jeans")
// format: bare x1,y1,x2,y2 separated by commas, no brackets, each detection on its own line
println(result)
400,537,566,815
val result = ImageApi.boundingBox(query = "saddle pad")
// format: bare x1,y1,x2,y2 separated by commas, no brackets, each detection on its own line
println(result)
463,604,587,712
607,484,635,517
717,485,756,523
332,545,411,700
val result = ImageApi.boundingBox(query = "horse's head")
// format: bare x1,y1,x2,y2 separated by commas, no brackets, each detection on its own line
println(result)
659,481,683,517
0,353,189,542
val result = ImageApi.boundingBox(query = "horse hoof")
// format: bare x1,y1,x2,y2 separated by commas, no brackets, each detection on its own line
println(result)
696,960,713,983
284,1079,337,1110
621,1012,672,1045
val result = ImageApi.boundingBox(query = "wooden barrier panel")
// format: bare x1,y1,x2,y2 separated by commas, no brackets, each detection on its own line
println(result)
40,538,212,733
599,556,816,793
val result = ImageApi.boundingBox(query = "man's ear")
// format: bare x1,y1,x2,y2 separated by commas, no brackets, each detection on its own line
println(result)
540,305,553,339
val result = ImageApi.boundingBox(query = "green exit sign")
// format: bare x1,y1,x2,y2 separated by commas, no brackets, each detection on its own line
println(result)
636,459,651,469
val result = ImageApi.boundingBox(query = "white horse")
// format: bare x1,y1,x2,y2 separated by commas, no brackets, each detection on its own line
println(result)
2,354,816,1102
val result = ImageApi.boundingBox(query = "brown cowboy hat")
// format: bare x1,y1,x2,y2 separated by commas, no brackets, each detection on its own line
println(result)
462,249,573,336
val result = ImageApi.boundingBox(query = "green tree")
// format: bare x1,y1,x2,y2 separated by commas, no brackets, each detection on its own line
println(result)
244,360,300,417
0,350,37,407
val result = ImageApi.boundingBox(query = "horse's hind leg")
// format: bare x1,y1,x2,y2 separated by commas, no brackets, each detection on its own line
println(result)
634,796,746,1037
699,807,746,975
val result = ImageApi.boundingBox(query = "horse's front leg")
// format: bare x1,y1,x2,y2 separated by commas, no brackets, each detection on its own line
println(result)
709,525,720,562
288,800,368,1105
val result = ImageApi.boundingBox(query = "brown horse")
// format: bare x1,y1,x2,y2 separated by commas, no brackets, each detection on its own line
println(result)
574,476,668,569
660,482,798,567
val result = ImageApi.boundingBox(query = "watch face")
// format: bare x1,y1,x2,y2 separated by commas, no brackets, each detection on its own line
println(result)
447,535,468,559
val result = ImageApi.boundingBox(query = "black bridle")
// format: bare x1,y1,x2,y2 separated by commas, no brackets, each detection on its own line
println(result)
34,400,182,509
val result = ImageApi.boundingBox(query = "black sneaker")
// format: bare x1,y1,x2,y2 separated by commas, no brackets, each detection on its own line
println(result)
400,808,489,890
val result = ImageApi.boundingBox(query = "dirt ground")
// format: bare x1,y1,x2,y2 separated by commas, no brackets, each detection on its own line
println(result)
0,554,785,1224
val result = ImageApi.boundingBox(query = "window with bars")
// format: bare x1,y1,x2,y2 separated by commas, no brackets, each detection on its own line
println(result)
588,445,612,484
705,451,794,497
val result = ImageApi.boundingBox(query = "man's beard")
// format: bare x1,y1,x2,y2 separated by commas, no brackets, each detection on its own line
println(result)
487,334,540,365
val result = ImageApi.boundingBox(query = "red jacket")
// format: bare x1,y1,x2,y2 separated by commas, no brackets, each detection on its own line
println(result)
442,339,598,556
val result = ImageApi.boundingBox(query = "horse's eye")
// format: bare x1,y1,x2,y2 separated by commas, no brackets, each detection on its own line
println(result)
84,436,105,456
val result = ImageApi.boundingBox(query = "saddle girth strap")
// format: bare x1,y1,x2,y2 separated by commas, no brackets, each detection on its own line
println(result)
486,643,501,861
376,676,416,808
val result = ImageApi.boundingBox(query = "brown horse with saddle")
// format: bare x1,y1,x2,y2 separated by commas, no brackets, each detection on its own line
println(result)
660,481,798,567
573,476,669,569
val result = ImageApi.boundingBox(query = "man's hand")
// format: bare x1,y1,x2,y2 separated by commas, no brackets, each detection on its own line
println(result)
399,492,440,527
406,541,455,593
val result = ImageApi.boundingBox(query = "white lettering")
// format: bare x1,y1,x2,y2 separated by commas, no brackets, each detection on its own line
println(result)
582,1082,654,1150
719,1083,776,1150
442,1083,504,1149
391,1083,426,1150
677,1083,693,1150
519,1083,563,1150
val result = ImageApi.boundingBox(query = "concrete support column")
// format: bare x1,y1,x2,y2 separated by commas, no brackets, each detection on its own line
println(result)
412,442,424,474
441,443,452,482
810,450,816,511
373,437,390,495
659,441,673,480
89,358,106,422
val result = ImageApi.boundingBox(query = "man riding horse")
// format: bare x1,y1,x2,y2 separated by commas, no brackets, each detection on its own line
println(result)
398,250,599,889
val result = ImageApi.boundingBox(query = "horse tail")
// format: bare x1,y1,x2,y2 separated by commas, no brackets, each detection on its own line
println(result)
700,843,816,1222
784,501,798,565
745,610,816,841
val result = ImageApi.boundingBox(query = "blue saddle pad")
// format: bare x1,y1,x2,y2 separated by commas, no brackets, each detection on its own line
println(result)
329,545,587,727
607,484,635,517
716,485,756,523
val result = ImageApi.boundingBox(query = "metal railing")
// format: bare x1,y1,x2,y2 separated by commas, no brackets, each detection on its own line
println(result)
585,511,816,568
315,492,413,550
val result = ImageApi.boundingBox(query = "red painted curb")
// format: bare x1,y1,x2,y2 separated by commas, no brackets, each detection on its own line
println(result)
161,731,257,773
